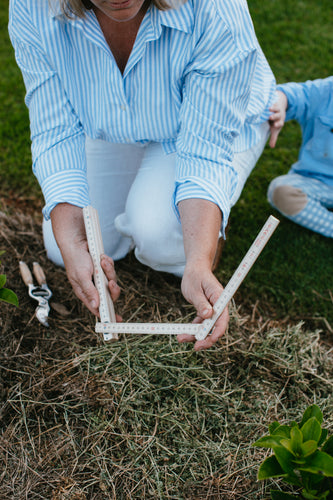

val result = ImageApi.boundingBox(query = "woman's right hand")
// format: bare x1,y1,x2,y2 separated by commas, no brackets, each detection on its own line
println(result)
50,203,120,316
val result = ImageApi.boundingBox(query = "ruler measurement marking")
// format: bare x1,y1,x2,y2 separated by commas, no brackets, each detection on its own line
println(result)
196,216,279,340
95,322,201,335
83,206,118,340
84,206,279,342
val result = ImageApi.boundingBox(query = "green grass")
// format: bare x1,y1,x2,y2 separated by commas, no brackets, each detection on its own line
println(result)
0,0,39,197
0,3,332,497
221,0,333,328
0,0,332,329
1,222,332,497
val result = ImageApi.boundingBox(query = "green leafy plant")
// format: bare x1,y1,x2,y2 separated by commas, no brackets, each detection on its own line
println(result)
253,404,333,499
0,251,18,306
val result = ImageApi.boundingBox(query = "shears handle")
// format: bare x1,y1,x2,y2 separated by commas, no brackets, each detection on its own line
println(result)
33,262,47,285
19,261,33,286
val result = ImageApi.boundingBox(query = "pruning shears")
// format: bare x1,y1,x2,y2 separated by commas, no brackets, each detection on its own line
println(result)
19,261,53,326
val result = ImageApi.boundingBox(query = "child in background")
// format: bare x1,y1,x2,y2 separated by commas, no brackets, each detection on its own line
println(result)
267,77,333,238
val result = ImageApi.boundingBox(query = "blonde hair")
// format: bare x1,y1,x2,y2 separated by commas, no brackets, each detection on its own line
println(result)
59,0,175,18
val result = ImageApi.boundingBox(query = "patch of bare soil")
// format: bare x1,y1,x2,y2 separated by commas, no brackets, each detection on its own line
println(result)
1,208,332,500
0,209,196,498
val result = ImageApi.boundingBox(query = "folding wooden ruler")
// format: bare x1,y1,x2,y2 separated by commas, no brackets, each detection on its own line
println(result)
83,206,279,342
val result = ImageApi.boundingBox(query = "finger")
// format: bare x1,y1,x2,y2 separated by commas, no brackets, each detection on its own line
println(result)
177,333,196,343
70,276,100,316
177,315,202,343
268,112,279,123
101,254,117,281
179,306,212,341
269,103,279,114
101,255,121,302
192,282,220,320
178,303,229,348
193,307,229,351
269,127,280,148
196,303,214,320
108,279,121,302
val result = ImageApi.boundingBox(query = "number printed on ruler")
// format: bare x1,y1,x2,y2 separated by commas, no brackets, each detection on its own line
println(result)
83,206,117,330
84,206,279,342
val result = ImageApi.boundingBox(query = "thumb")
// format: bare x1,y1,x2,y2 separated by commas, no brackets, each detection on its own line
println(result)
68,272,100,316
81,280,100,315
191,280,219,319
196,299,214,320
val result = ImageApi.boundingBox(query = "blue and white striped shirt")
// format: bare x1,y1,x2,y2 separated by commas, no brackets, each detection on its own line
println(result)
9,0,276,230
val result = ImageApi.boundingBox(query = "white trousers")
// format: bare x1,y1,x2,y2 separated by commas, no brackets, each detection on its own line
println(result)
43,123,269,276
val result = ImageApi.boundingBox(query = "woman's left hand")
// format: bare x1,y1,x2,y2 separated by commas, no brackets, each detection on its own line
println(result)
178,261,229,351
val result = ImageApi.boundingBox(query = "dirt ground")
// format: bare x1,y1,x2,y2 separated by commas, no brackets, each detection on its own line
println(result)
1,203,332,499
0,205,201,498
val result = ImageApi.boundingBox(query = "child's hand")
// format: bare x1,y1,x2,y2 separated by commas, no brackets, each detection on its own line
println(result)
268,90,288,148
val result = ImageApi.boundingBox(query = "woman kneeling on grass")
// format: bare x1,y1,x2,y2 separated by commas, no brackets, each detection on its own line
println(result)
9,0,276,349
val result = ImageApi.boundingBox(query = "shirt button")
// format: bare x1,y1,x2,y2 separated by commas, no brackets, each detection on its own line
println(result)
120,105,126,111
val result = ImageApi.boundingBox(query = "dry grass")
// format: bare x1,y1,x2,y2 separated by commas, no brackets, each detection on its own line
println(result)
0,208,332,499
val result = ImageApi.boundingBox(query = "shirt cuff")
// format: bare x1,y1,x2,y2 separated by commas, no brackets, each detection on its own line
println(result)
41,170,90,220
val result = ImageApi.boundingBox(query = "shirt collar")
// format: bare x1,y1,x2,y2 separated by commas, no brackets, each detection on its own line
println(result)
49,0,66,19
49,0,194,35
156,1,194,35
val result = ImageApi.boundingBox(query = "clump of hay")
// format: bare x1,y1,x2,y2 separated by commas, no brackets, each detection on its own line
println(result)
1,209,332,499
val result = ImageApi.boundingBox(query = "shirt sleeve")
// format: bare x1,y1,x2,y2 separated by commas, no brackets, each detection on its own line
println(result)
174,5,258,237
277,82,311,124
277,78,333,125
9,0,89,220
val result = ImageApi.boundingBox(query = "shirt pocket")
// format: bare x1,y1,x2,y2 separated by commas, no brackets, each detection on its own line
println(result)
309,115,333,162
